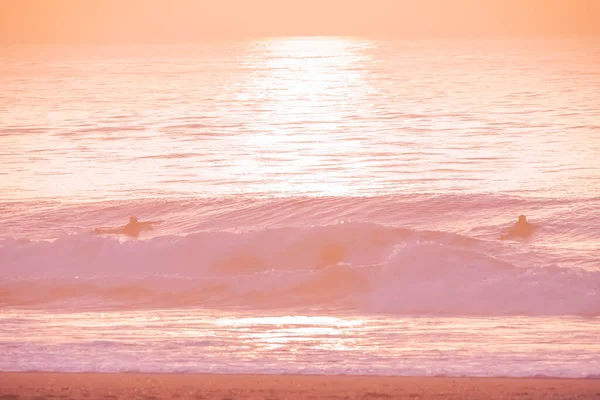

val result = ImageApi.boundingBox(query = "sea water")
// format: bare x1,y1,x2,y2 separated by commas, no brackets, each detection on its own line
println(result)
1,37,599,377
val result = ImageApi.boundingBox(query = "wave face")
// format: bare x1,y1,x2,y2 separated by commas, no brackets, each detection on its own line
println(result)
1,216,599,315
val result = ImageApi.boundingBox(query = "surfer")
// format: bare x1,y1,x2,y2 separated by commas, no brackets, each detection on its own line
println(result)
501,215,534,239
94,216,159,237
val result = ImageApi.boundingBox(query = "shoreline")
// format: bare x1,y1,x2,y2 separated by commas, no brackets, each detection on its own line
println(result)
1,373,599,399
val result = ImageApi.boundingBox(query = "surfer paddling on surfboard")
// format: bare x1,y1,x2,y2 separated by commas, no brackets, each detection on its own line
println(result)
500,215,534,240
94,216,160,237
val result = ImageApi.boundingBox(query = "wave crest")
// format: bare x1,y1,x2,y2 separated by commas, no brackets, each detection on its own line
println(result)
1,223,598,315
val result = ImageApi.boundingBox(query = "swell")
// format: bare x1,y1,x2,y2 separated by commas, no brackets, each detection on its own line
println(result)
1,222,598,316
2,193,599,241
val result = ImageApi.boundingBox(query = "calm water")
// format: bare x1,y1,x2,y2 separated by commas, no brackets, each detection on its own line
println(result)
1,37,599,377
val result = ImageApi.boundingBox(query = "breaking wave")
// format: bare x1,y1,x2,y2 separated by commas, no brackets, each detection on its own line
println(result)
1,222,598,315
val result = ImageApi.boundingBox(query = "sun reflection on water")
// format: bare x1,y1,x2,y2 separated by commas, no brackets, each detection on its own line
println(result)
231,37,379,196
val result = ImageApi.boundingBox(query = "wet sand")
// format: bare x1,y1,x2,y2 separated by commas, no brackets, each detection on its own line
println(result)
1,373,599,399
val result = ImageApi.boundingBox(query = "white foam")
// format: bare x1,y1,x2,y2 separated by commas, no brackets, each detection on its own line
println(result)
1,223,598,315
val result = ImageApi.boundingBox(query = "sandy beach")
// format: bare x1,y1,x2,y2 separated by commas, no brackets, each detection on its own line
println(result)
0,373,599,400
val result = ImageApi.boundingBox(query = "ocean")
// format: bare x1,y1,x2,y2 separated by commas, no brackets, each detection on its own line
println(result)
1,37,599,377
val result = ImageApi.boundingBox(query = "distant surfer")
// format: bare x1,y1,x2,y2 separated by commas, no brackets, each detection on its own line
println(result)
93,216,159,237
500,215,534,240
